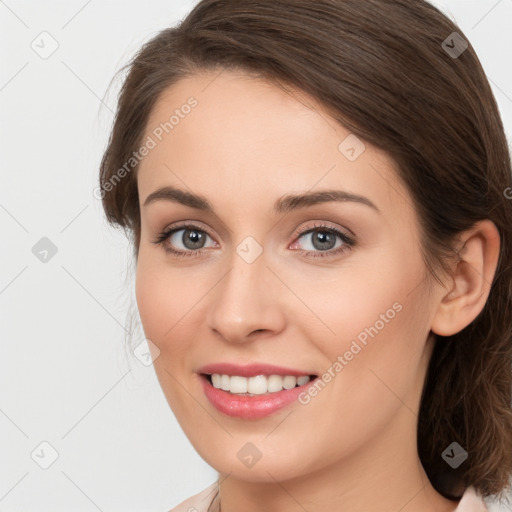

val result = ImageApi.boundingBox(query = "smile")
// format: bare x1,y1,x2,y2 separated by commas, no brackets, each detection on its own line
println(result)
197,363,318,419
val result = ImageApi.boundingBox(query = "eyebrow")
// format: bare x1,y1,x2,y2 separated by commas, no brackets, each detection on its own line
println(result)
142,186,381,215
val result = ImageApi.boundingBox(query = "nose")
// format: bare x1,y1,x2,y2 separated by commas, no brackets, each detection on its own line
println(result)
206,248,287,344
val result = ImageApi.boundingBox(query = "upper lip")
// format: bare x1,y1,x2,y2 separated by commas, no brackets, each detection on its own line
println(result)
197,363,316,378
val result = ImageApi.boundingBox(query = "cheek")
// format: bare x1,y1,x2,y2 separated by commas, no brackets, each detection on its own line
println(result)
291,259,415,361
314,289,430,445
134,257,191,394
135,261,167,341
135,253,192,342
134,254,212,381
135,257,200,417
304,259,430,426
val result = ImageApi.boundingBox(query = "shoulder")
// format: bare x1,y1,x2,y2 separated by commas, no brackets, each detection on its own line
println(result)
168,483,489,511
168,481,219,512
454,486,488,512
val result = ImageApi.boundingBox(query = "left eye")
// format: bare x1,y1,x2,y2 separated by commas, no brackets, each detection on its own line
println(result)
294,228,344,252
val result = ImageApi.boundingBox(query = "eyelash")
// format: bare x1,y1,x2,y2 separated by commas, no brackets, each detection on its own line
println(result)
151,221,356,259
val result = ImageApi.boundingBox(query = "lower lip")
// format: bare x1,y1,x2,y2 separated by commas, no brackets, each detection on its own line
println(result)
200,374,317,419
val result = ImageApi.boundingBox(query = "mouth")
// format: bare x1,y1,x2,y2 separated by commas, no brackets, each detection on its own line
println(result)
197,364,319,419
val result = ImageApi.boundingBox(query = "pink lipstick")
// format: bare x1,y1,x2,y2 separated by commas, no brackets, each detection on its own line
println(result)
197,363,318,420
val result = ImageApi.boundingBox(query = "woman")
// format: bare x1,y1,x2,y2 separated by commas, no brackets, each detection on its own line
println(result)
98,0,512,510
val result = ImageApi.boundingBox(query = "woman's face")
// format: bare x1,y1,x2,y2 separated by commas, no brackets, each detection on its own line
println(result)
135,69,439,483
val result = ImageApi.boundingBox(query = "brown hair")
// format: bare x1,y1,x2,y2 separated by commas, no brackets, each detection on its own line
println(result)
99,0,512,503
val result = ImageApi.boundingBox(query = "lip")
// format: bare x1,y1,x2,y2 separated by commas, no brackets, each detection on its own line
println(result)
196,362,314,378
197,364,318,420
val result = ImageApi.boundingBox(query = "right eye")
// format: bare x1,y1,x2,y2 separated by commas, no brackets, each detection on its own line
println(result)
152,224,217,257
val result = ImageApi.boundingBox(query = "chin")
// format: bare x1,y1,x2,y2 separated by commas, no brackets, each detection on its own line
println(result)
191,440,318,484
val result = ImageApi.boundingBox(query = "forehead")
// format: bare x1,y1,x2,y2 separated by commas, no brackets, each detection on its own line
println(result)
140,69,345,167
136,69,409,220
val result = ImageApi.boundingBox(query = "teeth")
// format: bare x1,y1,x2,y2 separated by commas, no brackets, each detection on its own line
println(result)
230,375,248,394
211,374,221,388
267,374,283,393
282,376,297,389
248,375,268,395
297,375,310,386
209,374,312,395
220,374,230,391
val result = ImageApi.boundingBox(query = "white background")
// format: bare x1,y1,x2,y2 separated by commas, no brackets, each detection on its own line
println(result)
1,1,511,510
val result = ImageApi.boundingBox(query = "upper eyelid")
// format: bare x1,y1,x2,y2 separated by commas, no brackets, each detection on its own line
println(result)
167,220,216,240
296,221,354,238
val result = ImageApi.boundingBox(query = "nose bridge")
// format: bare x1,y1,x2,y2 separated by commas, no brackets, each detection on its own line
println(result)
206,241,285,342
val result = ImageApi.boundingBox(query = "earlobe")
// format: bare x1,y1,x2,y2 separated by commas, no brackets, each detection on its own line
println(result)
430,220,500,337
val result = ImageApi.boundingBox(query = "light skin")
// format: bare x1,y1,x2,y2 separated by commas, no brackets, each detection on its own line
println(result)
134,69,500,512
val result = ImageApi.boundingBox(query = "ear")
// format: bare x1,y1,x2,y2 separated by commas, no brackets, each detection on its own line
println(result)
430,220,500,336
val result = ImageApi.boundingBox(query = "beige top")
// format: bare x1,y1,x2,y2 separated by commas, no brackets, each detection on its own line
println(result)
168,482,488,512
